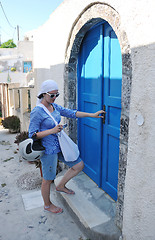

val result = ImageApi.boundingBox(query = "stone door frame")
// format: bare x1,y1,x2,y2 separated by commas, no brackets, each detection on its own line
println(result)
64,2,132,229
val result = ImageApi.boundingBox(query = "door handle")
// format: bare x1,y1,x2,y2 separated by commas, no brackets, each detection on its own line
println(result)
103,105,106,124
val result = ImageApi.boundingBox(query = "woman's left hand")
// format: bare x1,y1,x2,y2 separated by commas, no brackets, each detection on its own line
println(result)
93,110,106,118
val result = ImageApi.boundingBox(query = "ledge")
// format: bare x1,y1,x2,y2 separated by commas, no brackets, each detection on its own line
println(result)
55,171,121,240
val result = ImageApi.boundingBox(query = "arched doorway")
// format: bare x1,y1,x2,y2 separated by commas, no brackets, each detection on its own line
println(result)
77,21,122,201
64,3,132,228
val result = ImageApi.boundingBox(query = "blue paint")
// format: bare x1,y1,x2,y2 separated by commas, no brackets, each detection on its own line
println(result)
78,22,122,201
78,25,103,185
102,23,122,201
23,61,32,73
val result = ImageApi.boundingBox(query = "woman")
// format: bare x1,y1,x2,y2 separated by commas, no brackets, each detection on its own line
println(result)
29,79,104,214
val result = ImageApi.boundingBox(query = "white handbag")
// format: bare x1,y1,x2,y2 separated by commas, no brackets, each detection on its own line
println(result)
38,103,80,162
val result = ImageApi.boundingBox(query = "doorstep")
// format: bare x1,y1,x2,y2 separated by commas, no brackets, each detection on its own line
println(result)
54,171,121,240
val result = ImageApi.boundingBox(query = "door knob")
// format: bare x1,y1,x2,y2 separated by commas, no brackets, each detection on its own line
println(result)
103,105,106,124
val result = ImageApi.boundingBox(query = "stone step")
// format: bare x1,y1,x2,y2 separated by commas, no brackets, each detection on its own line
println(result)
54,171,121,240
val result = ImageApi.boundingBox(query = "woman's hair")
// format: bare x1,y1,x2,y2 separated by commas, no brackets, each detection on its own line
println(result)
37,93,44,99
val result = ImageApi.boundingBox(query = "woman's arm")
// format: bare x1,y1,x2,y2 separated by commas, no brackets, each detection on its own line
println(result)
53,103,105,119
36,110,105,138
36,125,63,139
76,110,105,118
29,108,63,139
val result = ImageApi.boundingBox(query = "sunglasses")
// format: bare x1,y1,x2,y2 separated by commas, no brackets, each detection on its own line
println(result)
46,92,60,98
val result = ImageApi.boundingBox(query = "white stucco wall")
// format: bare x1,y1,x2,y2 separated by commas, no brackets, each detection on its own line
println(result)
0,41,33,86
33,1,155,239
17,40,33,61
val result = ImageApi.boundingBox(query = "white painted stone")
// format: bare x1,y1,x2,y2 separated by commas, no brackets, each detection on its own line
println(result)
22,190,44,210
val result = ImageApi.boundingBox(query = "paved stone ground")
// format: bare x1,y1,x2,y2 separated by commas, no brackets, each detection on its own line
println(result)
0,127,87,240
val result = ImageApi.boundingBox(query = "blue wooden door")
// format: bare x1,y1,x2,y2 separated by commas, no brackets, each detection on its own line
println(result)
101,24,122,200
78,22,122,200
78,25,103,185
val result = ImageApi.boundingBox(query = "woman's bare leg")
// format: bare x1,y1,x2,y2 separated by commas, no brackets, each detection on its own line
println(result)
41,178,63,213
56,161,84,194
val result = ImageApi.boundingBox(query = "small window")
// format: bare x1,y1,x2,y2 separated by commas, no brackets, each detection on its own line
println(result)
23,61,32,73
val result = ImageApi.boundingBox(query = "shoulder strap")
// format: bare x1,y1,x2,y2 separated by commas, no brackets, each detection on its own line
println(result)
37,103,58,125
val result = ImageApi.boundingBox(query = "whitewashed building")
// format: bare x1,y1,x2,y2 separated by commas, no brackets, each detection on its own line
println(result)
0,39,35,130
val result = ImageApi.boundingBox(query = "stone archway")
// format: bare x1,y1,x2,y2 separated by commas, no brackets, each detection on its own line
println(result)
64,2,132,229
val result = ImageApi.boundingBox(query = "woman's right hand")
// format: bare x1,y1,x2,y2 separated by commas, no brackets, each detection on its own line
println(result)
51,125,63,134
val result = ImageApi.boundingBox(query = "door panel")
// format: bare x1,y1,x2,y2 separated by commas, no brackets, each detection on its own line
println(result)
78,22,122,200
78,25,103,185
106,135,120,188
102,23,122,201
